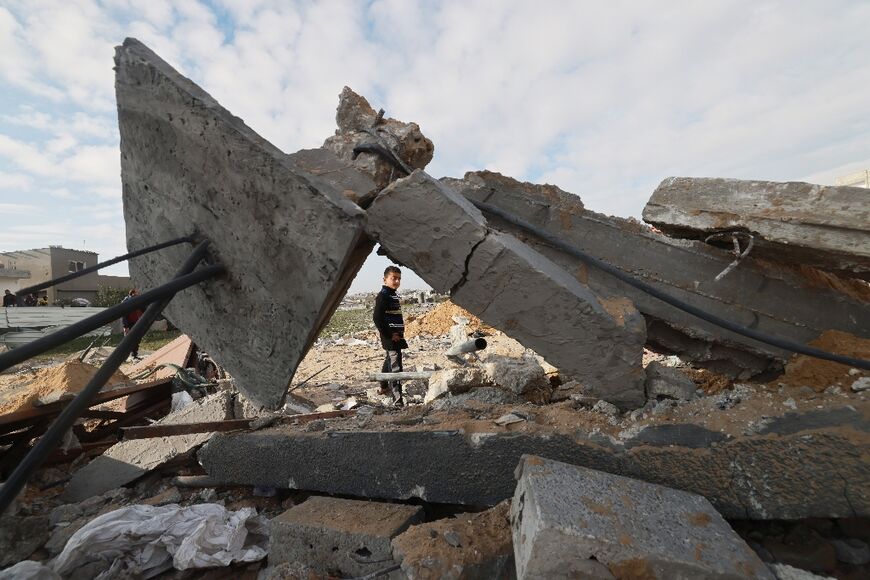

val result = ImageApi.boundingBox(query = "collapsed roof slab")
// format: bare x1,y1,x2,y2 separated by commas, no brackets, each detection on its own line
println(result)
644,177,870,280
445,172,870,378
198,405,870,520
115,38,376,409
365,171,647,410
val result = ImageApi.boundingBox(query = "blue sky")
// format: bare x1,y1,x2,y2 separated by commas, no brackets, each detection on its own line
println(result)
1,0,869,293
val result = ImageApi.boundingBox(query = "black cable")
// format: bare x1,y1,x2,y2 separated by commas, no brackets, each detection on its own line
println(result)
0,264,224,373
15,235,194,298
0,242,216,515
471,199,870,370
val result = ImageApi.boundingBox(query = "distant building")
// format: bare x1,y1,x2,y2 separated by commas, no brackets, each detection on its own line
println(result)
0,264,30,295
0,246,131,304
835,170,870,188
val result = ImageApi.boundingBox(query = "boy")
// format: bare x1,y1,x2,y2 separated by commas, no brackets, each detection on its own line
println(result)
121,288,144,360
373,265,408,406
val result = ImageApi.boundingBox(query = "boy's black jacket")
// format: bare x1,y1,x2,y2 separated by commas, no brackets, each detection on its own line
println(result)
373,286,406,350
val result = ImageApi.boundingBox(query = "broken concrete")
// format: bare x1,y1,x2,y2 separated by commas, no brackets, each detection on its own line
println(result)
511,455,772,579
425,368,486,403
115,38,376,409
269,496,421,578
367,171,647,409
324,87,435,194
645,361,698,401
644,177,870,280
63,391,233,502
482,355,547,395
392,501,514,580
198,405,869,520
445,171,870,379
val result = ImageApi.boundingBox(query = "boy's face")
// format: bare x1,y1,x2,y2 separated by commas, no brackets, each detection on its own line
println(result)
384,272,401,290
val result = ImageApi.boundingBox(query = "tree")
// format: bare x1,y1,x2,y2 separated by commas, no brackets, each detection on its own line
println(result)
94,285,131,307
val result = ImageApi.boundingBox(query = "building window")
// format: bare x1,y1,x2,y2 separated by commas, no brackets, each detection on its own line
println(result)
68,261,86,272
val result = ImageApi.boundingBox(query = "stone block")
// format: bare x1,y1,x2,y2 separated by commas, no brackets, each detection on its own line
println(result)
0,515,48,568
115,38,375,409
511,455,773,579
63,391,233,502
392,501,515,580
645,361,698,401
454,232,646,410
431,386,520,410
269,496,421,577
482,356,546,395
425,368,487,403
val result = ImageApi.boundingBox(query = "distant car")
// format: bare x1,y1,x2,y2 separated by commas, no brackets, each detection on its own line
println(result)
70,298,92,307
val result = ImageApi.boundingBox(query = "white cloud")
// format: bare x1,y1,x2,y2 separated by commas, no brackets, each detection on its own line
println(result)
0,171,33,191
2,0,869,288
0,202,37,215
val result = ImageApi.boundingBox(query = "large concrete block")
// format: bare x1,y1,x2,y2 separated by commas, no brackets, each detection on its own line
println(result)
367,171,646,409
198,405,870,520
454,232,646,409
511,455,772,579
115,38,375,409
63,391,233,502
446,171,870,379
644,177,870,280
269,496,421,577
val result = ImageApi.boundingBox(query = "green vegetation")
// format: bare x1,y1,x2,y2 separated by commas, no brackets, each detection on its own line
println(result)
94,285,132,307
30,329,182,362
320,308,372,338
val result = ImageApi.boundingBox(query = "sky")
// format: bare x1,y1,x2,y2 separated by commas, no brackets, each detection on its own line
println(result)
1,0,869,293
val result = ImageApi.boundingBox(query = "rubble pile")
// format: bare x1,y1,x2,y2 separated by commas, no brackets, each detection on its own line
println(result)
0,361,129,415
2,37,869,579
404,300,492,338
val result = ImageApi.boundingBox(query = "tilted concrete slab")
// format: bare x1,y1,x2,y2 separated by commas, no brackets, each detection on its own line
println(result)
115,38,375,408
198,405,870,520
64,391,233,502
366,171,646,409
445,171,870,378
511,455,772,579
644,177,870,280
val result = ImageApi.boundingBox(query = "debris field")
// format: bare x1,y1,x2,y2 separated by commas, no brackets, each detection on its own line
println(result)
1,37,869,580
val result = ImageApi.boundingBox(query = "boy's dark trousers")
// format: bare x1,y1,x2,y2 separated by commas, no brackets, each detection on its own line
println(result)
380,349,403,402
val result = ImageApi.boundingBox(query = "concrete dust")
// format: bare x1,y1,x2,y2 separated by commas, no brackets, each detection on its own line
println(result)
0,360,130,415
775,330,870,392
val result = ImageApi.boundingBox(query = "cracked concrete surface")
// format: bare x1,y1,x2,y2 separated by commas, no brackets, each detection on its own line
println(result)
366,171,647,409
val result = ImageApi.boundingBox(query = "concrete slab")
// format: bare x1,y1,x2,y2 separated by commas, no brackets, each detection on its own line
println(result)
644,177,870,280
269,495,421,577
366,171,647,409
446,171,870,379
115,38,375,409
63,391,233,502
511,455,773,579
197,405,870,520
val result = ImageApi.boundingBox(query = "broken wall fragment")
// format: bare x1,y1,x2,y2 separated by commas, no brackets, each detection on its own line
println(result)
644,177,870,280
115,38,377,408
365,171,647,409
446,171,870,378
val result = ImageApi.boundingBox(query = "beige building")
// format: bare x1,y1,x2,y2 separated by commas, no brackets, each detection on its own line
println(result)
0,265,31,295
0,246,131,304
835,170,870,188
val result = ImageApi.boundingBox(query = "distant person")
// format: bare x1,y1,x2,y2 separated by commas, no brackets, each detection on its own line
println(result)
24,293,37,307
121,289,144,360
37,296,48,306
3,289,16,307
373,266,408,407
